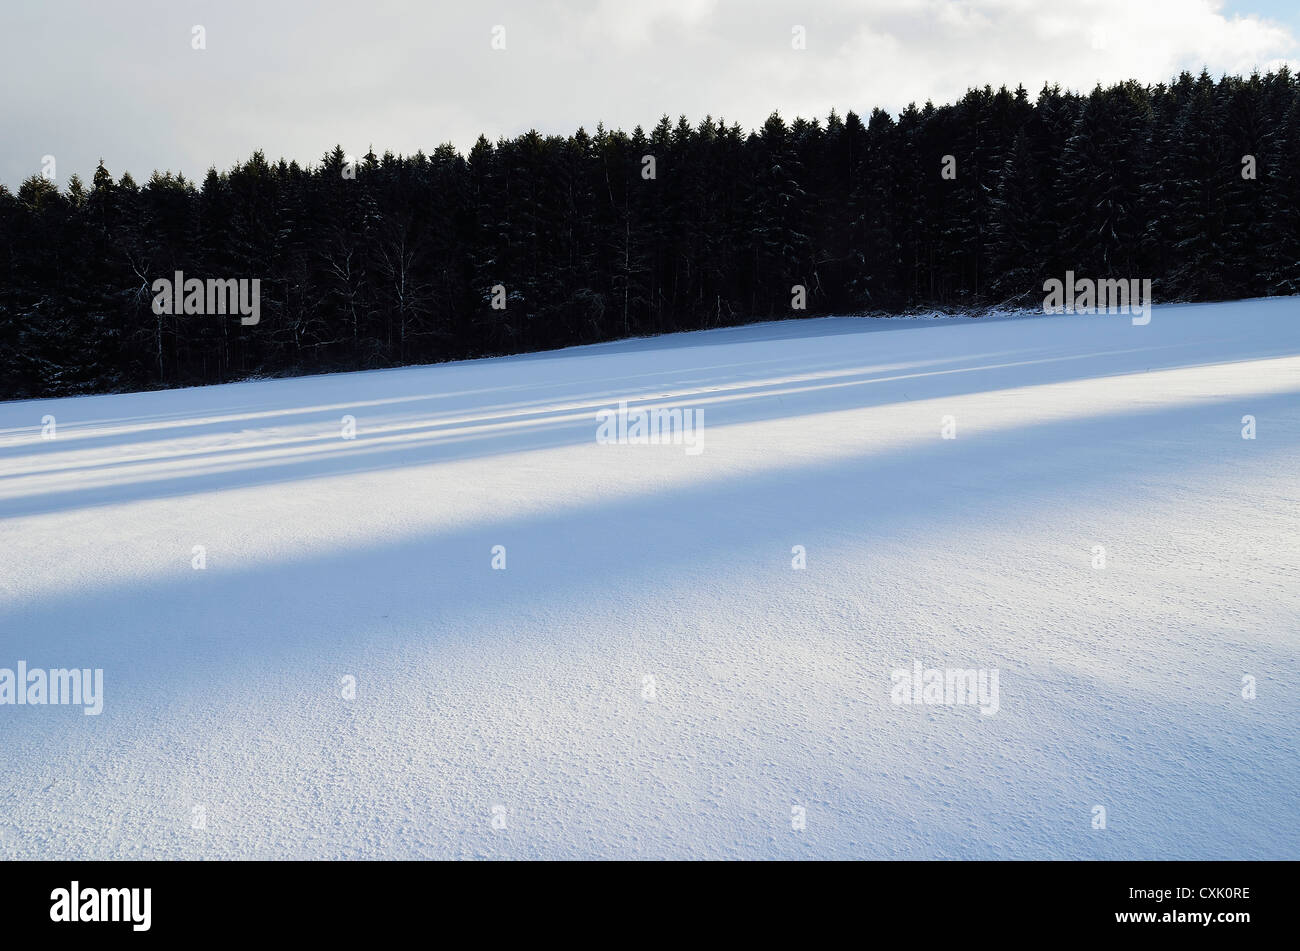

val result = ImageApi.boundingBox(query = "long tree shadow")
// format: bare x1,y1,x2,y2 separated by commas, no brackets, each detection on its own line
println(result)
3,314,1296,519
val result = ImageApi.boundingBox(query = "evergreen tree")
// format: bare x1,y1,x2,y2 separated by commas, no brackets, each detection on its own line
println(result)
2,71,1295,400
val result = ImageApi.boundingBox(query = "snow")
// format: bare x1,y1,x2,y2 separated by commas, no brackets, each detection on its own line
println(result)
1,300,1297,859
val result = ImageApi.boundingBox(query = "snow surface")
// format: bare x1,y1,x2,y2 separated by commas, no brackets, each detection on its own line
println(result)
1,300,1297,860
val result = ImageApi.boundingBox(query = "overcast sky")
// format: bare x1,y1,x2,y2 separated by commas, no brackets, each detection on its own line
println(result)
3,0,1298,189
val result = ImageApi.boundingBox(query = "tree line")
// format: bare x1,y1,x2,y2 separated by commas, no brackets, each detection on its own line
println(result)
2,68,1297,399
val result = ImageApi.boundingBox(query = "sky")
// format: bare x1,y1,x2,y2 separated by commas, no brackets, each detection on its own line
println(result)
2,0,1298,189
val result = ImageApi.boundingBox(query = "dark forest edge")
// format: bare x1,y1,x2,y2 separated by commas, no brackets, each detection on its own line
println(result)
2,68,1297,401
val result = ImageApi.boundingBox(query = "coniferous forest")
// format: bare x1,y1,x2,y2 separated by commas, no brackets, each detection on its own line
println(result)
2,68,1297,400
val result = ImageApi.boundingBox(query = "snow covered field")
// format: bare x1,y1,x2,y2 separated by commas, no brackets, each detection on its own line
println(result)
1,299,1297,860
